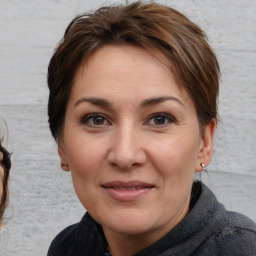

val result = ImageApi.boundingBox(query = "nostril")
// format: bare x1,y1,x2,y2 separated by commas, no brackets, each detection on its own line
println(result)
107,135,147,169
108,156,144,170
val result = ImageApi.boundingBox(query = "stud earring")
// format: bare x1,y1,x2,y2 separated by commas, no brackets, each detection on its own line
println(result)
61,163,69,168
200,163,207,172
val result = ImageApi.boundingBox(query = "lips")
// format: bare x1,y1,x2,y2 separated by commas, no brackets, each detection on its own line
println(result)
101,181,155,201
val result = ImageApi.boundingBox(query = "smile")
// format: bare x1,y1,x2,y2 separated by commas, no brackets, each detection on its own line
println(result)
101,181,155,201
114,187,146,190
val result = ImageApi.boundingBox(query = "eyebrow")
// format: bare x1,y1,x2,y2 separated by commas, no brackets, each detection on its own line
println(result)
140,96,185,107
74,96,184,108
74,97,113,108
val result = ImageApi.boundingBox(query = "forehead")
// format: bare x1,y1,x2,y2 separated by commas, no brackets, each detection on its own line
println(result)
70,45,192,104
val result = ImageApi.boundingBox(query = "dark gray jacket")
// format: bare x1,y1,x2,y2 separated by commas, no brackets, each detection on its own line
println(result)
47,182,256,255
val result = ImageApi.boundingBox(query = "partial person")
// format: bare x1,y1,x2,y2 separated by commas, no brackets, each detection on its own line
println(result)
47,2,256,255
0,131,11,230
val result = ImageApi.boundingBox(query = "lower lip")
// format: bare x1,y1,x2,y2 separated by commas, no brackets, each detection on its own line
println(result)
103,187,154,201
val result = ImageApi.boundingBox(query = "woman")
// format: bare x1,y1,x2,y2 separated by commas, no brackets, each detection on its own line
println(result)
0,135,11,230
47,2,256,255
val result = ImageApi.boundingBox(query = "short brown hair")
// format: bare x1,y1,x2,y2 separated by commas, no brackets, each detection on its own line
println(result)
48,1,219,141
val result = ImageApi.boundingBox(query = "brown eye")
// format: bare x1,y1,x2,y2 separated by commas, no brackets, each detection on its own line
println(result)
154,115,167,125
147,113,175,126
81,113,109,127
92,116,105,125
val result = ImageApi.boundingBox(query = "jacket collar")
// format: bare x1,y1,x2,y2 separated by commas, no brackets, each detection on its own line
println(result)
75,181,223,256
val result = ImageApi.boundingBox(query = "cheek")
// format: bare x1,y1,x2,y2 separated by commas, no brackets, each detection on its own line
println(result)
65,135,109,199
148,134,200,178
67,141,103,210
65,131,105,172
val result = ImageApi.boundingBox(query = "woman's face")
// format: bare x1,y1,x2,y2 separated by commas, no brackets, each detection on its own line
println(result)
59,45,215,242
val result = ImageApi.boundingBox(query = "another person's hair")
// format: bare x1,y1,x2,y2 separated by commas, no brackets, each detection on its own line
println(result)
48,1,219,141
0,138,11,228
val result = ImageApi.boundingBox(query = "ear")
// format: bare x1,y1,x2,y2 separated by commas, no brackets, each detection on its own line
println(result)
195,119,216,172
58,141,70,172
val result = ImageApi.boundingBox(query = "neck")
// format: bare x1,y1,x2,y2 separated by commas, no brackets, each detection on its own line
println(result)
102,196,191,255
104,230,152,256
103,220,181,256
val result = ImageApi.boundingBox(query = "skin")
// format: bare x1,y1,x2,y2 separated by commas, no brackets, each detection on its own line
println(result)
59,45,216,256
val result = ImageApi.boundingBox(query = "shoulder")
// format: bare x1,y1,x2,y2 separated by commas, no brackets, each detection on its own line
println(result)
197,185,256,255
47,213,92,256
199,214,256,256
47,220,81,256
190,183,256,256
214,211,256,255
47,213,106,256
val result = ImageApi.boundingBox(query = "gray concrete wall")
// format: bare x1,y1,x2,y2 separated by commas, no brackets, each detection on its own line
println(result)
0,0,255,255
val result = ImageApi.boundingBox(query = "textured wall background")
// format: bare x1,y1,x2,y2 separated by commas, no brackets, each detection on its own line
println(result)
0,0,255,255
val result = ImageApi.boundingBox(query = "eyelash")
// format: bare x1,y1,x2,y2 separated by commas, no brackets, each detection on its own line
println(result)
81,113,110,127
146,112,176,126
80,112,176,127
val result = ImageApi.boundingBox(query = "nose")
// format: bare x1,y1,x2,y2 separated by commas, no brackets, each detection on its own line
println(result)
107,125,147,170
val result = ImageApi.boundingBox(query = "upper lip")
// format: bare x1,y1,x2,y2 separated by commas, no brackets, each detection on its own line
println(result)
101,181,155,188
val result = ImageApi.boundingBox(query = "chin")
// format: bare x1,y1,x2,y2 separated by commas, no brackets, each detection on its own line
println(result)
107,222,153,236
101,209,157,235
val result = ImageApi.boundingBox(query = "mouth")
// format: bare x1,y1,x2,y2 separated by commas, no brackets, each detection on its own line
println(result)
101,181,155,201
